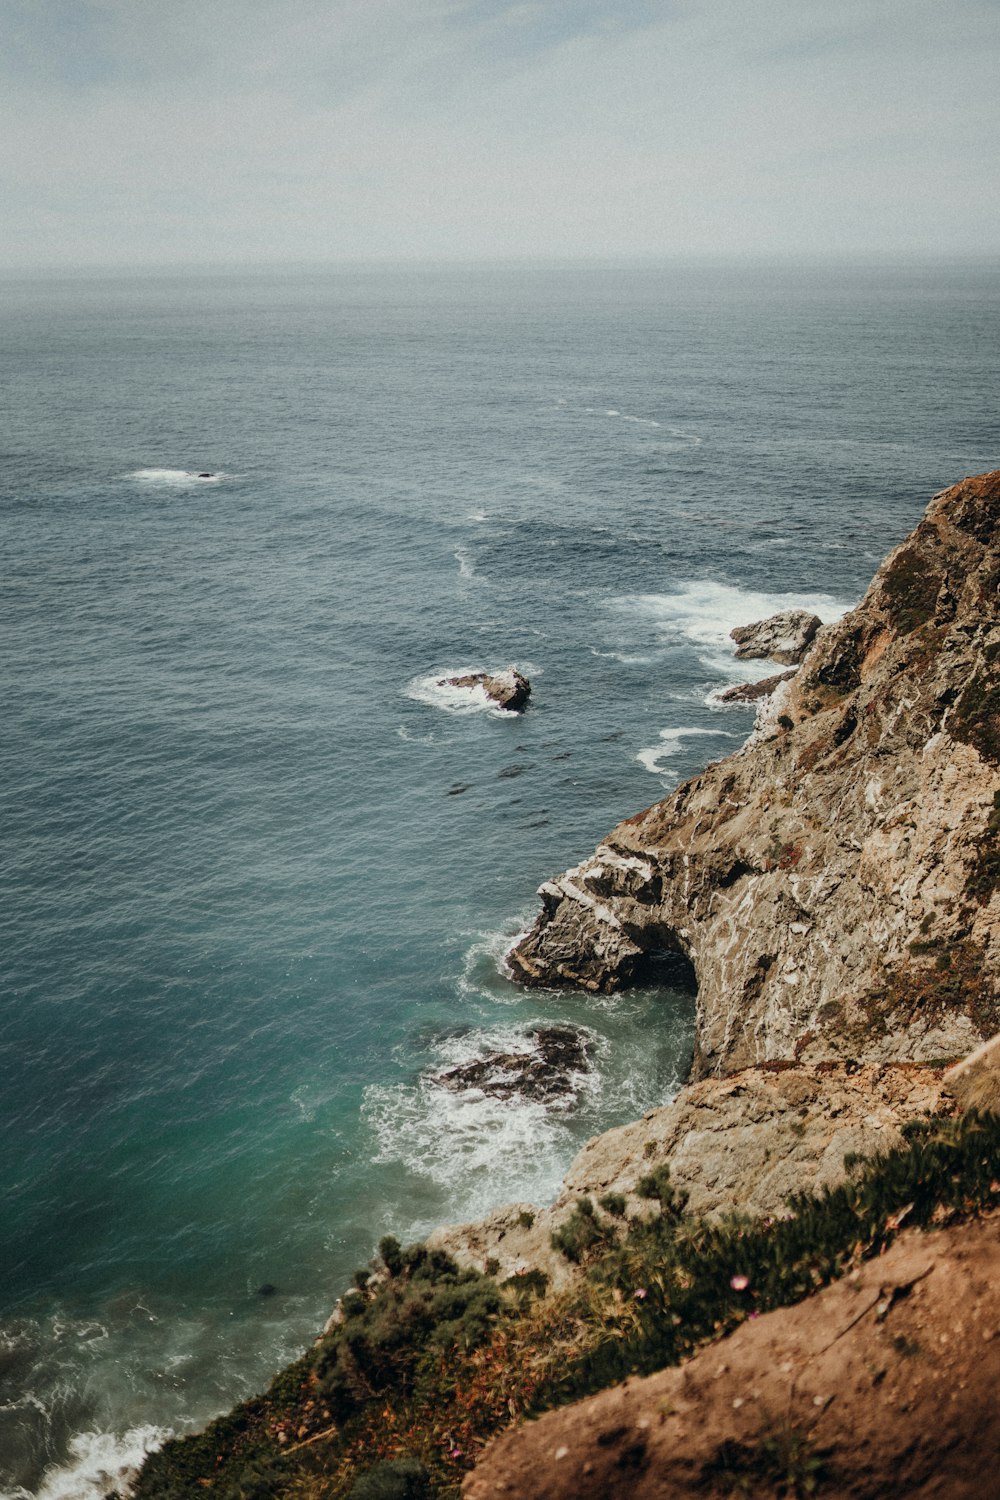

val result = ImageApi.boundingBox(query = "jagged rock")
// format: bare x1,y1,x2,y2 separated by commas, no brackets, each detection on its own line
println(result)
730,609,822,664
715,668,798,704
425,1059,947,1289
508,472,1000,1073
441,666,531,711
427,1024,592,1105
463,1218,1000,1500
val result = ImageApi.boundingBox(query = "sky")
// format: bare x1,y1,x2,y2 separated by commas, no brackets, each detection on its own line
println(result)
1,0,998,268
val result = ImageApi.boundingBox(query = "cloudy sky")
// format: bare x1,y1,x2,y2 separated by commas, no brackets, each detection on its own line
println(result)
2,0,998,268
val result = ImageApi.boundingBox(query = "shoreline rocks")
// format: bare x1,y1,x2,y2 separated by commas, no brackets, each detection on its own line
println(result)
427,1024,592,1106
715,667,798,704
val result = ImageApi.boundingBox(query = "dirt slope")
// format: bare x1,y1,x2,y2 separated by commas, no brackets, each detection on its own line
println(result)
464,1216,1000,1500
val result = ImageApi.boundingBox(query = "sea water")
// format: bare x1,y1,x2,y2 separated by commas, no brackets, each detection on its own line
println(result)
1,261,998,1497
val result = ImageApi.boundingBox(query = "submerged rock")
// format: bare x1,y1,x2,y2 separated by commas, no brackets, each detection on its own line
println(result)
428,1024,591,1105
441,666,531,711
730,608,822,664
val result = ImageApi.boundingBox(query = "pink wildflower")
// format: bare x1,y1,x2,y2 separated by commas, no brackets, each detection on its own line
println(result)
730,1273,750,1292
634,1287,648,1300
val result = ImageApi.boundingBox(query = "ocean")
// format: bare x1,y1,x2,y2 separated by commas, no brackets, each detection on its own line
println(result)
1,260,998,1498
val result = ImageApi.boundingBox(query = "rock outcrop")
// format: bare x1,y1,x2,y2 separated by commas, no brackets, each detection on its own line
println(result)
715,668,798,705
730,608,822,664
442,666,531,711
508,472,1000,1075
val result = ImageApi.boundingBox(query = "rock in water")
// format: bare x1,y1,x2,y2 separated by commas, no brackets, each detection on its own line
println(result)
428,1024,591,1104
508,471,1000,1074
730,609,822,664
442,666,531,711
716,668,798,704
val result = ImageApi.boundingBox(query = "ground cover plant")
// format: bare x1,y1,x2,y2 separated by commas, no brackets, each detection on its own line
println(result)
131,1110,1000,1500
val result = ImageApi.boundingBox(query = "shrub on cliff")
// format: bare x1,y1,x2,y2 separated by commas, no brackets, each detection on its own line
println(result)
314,1242,503,1422
346,1455,431,1499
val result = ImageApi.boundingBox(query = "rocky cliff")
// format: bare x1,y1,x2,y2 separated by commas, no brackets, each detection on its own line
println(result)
509,471,1000,1076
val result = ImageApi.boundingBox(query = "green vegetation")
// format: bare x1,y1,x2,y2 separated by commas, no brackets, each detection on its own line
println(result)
347,1457,432,1499
950,639,1000,763
549,1195,618,1263
131,1114,1000,1500
858,938,999,1044
314,1239,503,1423
881,546,941,634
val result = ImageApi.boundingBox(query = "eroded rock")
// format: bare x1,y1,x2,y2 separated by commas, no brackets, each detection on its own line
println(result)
715,668,798,704
730,609,822,664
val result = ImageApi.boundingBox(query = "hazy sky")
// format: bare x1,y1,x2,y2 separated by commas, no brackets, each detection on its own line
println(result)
2,0,998,268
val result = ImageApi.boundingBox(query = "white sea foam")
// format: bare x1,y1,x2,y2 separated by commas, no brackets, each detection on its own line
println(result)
582,405,704,443
129,468,225,487
362,1022,604,1218
588,646,657,666
454,546,477,580
458,920,535,1000
31,1425,170,1500
467,510,488,522
615,578,853,684
405,670,495,716
636,725,739,777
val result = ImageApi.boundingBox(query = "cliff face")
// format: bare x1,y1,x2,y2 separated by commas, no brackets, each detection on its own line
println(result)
509,471,1000,1075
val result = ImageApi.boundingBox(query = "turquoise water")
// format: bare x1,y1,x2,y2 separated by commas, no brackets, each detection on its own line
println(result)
2,262,998,1497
